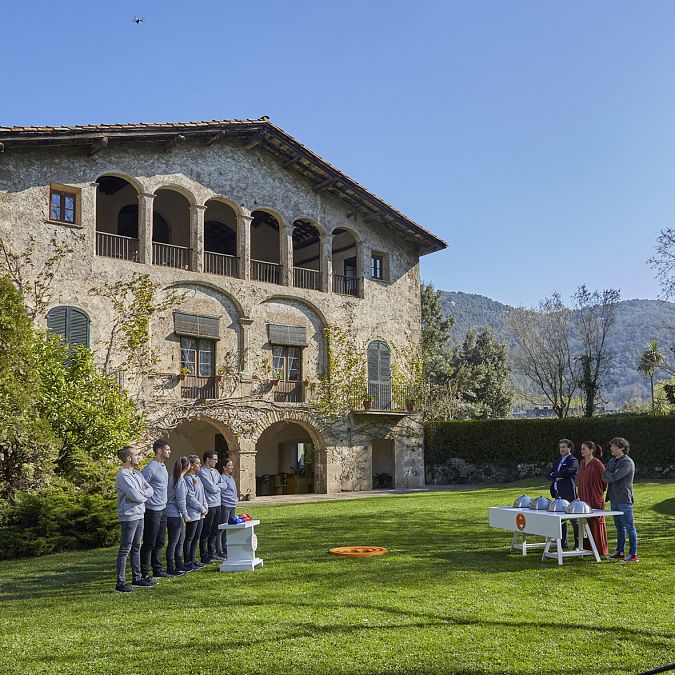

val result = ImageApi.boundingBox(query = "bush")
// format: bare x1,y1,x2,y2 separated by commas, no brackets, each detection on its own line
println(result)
425,416,675,467
0,481,118,559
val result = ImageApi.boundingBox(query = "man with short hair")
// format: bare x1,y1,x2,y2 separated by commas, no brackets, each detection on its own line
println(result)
217,458,238,558
547,438,579,549
603,437,638,563
114,446,154,592
198,450,222,563
139,439,171,582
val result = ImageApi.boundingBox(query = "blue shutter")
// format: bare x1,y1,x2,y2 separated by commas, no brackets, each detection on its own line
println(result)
47,306,67,339
47,306,90,348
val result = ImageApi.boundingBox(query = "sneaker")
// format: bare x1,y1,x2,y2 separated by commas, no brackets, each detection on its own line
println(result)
193,561,206,568
153,571,172,578
621,554,639,563
608,551,625,559
132,578,156,588
180,564,194,573
201,558,213,565
115,583,133,593
166,568,185,577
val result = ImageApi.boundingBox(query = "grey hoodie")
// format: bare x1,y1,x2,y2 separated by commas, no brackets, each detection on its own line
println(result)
141,459,168,511
220,473,238,508
184,474,207,521
198,466,222,508
603,454,635,504
115,468,154,522
166,475,189,520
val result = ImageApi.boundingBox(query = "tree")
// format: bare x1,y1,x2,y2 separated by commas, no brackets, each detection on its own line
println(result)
648,227,675,300
638,340,664,414
453,328,513,418
0,276,57,496
573,285,621,417
508,293,578,418
420,283,454,385
35,336,147,491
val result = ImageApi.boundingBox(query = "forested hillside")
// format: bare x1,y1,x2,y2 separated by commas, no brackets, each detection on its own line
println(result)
440,291,675,407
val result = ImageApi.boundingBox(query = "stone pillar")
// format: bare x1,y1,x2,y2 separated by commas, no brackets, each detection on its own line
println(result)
239,210,252,281
190,204,206,273
356,239,367,299
281,222,294,286
320,232,332,293
84,182,99,257
393,433,424,489
238,316,253,380
138,192,155,265
237,439,257,498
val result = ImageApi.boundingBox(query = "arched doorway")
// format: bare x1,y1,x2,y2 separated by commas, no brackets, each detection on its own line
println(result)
96,174,140,261
292,219,321,290
250,210,282,284
153,188,192,269
254,420,325,496
331,227,359,296
204,199,238,278
165,417,240,492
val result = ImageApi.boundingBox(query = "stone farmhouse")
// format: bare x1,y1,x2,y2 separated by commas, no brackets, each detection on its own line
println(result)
0,118,446,499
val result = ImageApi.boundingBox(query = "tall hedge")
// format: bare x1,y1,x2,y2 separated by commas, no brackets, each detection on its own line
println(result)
425,416,675,467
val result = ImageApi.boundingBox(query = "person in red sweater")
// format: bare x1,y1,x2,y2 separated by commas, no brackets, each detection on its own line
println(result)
577,441,608,556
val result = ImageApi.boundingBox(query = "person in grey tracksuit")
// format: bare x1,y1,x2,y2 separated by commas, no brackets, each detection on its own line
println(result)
217,458,238,557
166,456,191,574
183,455,208,569
114,446,154,592
198,450,222,562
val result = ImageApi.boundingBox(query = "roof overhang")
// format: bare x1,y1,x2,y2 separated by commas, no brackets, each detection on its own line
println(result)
0,118,447,255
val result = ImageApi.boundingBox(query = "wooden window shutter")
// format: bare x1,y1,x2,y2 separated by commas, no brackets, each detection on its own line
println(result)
47,306,90,348
267,324,308,347
367,340,391,384
174,312,220,340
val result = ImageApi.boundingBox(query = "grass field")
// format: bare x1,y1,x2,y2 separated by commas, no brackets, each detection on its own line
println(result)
0,480,673,674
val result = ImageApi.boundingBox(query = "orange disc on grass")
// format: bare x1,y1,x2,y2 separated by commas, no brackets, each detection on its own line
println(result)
329,546,388,558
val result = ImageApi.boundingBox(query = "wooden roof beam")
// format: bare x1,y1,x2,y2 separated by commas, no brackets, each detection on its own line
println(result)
87,136,108,157
165,134,185,152
204,131,225,147
244,130,266,150
313,177,337,193
283,154,302,169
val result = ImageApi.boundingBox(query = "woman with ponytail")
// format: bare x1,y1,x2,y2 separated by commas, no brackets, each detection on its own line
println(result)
578,441,609,556
165,456,190,575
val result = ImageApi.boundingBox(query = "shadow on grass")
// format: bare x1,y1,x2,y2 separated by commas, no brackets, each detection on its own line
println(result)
652,498,675,516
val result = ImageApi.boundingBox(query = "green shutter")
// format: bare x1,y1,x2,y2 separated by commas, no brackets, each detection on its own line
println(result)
47,306,90,348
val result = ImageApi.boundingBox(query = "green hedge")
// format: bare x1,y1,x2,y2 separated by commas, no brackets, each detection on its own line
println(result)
0,482,118,560
425,416,675,467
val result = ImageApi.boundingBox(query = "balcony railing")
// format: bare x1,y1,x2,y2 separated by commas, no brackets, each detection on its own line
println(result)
96,231,139,262
273,381,304,403
205,251,239,278
349,383,423,412
333,274,360,296
251,259,281,284
181,375,217,400
293,267,321,291
153,242,191,270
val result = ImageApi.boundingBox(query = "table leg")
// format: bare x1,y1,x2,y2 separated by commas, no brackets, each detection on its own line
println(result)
511,531,518,553
584,520,601,562
556,539,563,566
521,533,527,556
542,537,551,561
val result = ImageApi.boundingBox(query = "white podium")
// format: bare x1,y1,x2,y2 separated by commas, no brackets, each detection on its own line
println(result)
217,519,263,572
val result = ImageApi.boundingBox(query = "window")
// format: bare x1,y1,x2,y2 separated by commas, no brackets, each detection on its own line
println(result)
49,188,77,224
367,340,391,409
180,338,215,377
272,346,302,381
371,253,386,280
46,306,90,348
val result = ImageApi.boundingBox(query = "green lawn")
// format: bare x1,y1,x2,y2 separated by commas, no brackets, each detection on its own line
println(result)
1,480,673,674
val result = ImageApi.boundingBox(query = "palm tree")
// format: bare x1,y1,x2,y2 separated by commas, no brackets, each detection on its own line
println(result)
638,340,664,413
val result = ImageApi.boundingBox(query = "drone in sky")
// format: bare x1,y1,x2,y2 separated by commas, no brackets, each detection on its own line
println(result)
132,17,145,25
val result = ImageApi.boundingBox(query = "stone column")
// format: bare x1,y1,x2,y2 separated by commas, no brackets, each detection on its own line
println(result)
355,239,367,298
320,232,333,293
138,192,155,265
190,204,206,273
237,439,257,498
83,182,98,257
238,316,253,380
239,209,252,281
281,222,294,286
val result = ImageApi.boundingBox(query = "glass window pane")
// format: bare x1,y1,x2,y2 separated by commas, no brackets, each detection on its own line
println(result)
198,349,213,377
272,346,284,377
64,208,74,223
64,195,74,210
288,347,301,381
50,193,61,220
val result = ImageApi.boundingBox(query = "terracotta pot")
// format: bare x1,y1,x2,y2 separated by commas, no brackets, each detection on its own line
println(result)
405,401,415,412
363,399,372,410
270,378,280,386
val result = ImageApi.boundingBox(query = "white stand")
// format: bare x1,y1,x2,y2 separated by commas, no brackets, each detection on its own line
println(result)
510,531,547,555
217,519,263,572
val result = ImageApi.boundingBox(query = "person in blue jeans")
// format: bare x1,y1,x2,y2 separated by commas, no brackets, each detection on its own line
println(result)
603,437,638,563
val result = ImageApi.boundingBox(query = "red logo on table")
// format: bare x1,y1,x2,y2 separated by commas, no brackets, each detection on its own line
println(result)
516,513,526,531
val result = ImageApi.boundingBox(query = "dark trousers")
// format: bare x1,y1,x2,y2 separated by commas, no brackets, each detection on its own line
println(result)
200,505,221,560
116,519,144,584
562,519,580,548
140,508,167,576
166,516,185,572
219,506,236,554
184,518,203,564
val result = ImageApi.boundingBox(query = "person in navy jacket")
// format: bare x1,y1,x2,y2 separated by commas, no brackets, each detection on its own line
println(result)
547,438,580,549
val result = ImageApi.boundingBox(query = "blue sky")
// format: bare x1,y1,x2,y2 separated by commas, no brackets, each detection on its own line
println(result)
2,0,674,306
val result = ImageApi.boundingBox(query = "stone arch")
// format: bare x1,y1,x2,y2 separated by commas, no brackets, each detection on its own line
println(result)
205,195,243,219
152,183,198,207
251,206,286,229
250,409,328,444
261,295,328,330
290,215,327,237
165,280,246,319
331,224,362,244
95,171,144,195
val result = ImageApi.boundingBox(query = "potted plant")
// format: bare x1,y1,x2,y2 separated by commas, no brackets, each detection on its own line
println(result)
271,369,283,386
405,399,415,412
216,366,226,383
179,366,190,381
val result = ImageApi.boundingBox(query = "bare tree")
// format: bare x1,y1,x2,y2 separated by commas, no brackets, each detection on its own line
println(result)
573,285,621,417
508,293,579,418
648,227,675,300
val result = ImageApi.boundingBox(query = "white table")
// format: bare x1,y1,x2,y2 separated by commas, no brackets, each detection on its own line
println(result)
217,519,263,572
488,506,621,566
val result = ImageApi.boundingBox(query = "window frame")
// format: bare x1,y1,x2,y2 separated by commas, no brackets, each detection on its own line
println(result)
180,337,216,377
271,345,303,381
370,251,388,281
49,185,80,225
